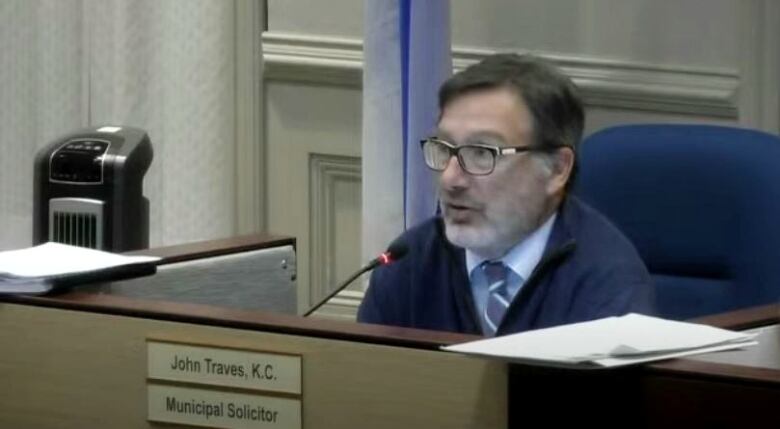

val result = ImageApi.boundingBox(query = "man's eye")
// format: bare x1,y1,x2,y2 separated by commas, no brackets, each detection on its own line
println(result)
471,147,493,158
462,146,494,162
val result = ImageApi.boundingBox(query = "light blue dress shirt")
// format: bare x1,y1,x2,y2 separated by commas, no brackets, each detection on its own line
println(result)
466,213,557,334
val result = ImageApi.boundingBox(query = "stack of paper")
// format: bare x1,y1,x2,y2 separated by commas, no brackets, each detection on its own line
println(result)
443,314,758,368
0,242,160,295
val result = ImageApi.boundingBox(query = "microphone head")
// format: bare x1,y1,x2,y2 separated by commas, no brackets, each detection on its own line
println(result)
383,238,409,263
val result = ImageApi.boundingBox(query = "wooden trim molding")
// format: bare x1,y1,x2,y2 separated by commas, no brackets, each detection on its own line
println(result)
691,303,779,330
262,31,739,118
127,233,295,265
263,32,363,87
2,289,775,379
0,291,478,350
738,0,780,132
308,153,361,309
234,0,266,234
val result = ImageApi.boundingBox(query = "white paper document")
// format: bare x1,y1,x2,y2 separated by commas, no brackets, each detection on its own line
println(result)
0,242,160,294
442,313,758,368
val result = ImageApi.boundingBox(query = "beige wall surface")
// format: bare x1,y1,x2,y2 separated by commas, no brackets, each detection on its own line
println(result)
269,0,741,68
265,82,362,313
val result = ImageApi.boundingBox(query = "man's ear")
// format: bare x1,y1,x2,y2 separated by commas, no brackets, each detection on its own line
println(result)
545,147,575,196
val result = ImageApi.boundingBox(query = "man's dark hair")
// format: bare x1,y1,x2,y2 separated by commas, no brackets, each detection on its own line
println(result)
438,53,584,181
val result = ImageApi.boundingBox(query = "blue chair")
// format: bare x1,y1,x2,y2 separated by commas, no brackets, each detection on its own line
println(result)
574,124,780,320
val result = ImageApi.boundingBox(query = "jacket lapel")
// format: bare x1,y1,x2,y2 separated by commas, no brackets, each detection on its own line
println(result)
495,198,578,335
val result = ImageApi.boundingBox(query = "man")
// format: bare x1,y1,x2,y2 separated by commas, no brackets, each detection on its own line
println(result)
358,54,653,336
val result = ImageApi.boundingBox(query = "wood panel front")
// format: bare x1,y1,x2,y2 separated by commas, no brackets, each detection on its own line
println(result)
0,302,506,429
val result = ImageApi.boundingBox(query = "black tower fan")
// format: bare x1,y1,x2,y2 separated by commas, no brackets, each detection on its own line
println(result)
33,126,153,251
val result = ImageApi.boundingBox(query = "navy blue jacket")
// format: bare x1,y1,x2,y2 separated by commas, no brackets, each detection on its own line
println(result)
357,196,654,336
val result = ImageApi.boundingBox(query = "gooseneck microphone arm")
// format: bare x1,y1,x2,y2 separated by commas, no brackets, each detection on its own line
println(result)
302,239,408,317
302,265,375,318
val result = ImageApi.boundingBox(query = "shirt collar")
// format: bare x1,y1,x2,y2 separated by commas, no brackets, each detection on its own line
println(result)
466,212,558,280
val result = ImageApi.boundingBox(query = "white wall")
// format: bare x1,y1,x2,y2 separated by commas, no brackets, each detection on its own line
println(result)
263,0,779,318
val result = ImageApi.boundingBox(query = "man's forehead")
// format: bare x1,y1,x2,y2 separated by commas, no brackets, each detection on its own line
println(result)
440,86,529,116
436,88,533,138
434,129,507,143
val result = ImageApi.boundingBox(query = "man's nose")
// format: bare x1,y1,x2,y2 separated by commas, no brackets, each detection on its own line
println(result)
439,155,469,189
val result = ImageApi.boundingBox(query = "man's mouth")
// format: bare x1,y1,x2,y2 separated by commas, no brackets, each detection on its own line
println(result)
443,201,479,222
447,203,472,211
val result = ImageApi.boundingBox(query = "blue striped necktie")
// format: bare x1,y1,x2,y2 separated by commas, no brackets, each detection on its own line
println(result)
483,261,511,336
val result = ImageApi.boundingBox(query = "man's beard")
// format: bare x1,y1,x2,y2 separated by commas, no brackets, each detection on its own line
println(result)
443,210,540,258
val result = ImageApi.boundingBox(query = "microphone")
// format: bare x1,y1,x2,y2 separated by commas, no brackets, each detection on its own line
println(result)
303,238,408,317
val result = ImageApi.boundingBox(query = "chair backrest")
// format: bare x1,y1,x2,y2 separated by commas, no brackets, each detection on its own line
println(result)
573,124,780,319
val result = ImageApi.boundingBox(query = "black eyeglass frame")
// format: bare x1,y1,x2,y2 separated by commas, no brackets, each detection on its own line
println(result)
419,137,567,176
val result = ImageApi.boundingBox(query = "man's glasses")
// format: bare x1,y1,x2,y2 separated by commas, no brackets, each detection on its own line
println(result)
420,137,563,176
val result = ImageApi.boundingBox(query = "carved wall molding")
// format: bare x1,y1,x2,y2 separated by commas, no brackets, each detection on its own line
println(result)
263,31,739,118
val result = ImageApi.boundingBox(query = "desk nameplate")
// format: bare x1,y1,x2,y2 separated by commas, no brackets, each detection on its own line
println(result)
148,340,302,395
148,384,301,429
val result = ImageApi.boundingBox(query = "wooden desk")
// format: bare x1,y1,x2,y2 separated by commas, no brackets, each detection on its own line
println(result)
509,304,780,428
0,295,508,428
641,305,779,427
0,235,504,429
0,236,776,428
